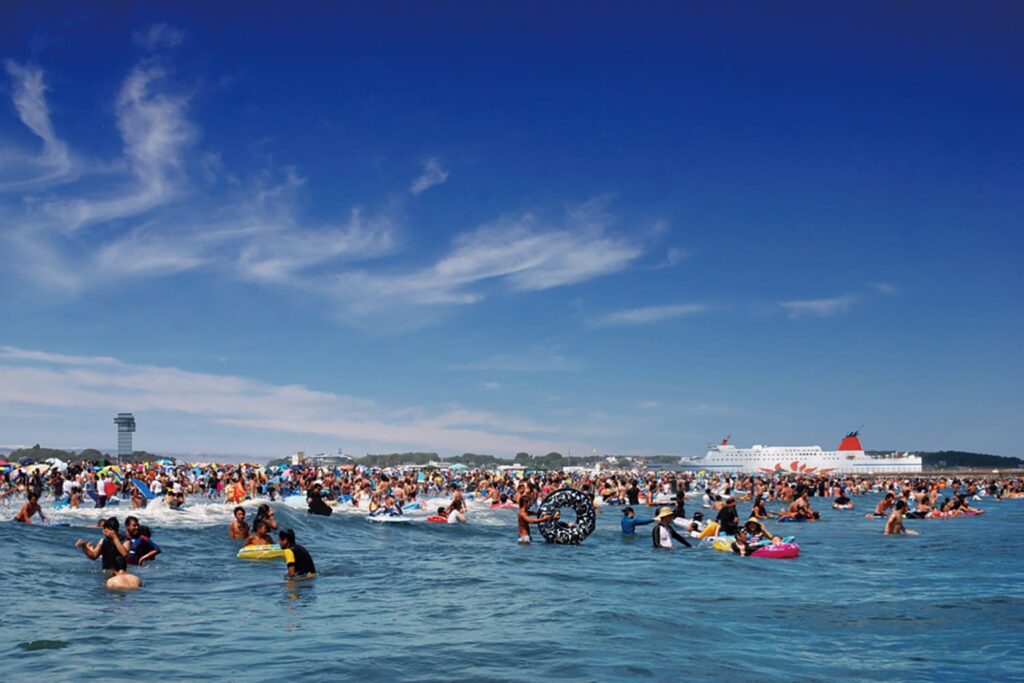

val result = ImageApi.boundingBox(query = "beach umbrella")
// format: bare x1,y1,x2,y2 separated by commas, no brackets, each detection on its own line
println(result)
44,457,68,471
449,463,469,470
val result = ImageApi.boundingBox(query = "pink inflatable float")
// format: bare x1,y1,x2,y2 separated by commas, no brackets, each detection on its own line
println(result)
751,542,800,559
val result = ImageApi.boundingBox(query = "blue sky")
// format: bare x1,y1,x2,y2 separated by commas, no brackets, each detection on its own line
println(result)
0,2,1021,460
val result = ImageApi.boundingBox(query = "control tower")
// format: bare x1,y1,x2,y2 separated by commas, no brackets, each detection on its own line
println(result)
114,413,136,463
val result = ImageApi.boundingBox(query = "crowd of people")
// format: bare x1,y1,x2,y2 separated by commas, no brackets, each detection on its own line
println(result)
4,456,1023,589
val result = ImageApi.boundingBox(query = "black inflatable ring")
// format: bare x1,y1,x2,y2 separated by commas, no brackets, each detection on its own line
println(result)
537,488,597,545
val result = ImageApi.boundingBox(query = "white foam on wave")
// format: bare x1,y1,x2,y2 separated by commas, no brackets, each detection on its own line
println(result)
40,496,272,530
31,493,518,529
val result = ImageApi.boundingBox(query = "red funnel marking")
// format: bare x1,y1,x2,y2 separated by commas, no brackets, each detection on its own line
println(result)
838,431,863,451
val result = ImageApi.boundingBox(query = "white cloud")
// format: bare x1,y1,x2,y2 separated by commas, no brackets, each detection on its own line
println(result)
4,61,69,168
335,209,642,314
39,64,194,232
133,24,185,51
0,346,577,456
410,158,448,195
0,346,122,367
1,61,72,186
237,208,395,282
590,303,710,327
778,294,859,318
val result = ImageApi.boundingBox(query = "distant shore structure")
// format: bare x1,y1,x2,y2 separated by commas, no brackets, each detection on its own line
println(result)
114,412,136,463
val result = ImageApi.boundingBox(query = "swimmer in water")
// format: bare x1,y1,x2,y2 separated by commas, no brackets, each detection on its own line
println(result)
75,517,128,571
731,528,755,556
15,492,46,524
253,504,278,531
244,519,274,547
867,492,895,518
279,528,316,578
884,500,918,535
106,555,142,591
229,506,250,539
832,492,854,510
517,485,558,544
620,506,654,535
652,507,692,548
447,498,467,524
123,516,161,565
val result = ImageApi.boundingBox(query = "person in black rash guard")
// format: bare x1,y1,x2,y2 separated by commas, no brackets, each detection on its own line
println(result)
716,497,740,535
832,492,853,510
626,480,641,506
671,492,686,521
75,517,128,570
652,507,692,548
122,516,161,565
306,483,333,517
279,529,316,578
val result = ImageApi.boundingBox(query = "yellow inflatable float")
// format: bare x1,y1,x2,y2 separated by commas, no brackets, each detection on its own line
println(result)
237,544,285,560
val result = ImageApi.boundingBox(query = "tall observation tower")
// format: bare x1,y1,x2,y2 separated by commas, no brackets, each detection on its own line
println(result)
114,413,136,463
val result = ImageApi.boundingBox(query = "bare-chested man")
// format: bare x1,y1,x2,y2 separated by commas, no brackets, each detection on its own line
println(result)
868,492,896,518
516,484,558,544
229,506,250,539
15,492,46,524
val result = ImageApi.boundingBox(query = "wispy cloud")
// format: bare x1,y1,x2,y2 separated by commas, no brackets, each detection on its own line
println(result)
1,60,72,186
0,347,579,456
335,206,643,314
237,207,395,283
410,157,448,195
38,63,195,233
590,303,710,327
777,294,859,318
0,44,649,331
0,55,398,297
133,23,185,51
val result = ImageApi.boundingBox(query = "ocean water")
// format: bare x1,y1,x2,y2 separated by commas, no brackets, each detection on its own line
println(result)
1,492,1021,682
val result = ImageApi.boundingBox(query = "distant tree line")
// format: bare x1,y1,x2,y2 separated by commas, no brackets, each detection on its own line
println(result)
5,445,173,465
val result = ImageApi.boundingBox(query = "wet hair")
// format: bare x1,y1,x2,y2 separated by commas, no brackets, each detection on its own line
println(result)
279,528,296,545
139,526,152,538
622,506,635,515
103,517,120,532
112,554,127,572
233,506,245,516
125,516,139,526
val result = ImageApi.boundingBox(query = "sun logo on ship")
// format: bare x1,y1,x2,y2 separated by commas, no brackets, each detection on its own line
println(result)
758,462,836,474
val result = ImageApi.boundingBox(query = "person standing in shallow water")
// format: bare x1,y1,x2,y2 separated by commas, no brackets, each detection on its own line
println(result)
652,507,693,549
229,506,249,539
279,529,316,578
516,484,558,544
15,492,46,524
106,555,142,591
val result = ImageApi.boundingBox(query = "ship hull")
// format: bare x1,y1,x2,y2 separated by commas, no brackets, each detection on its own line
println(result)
680,443,922,474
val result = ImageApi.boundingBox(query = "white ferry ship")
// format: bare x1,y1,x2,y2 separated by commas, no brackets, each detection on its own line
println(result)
678,432,922,474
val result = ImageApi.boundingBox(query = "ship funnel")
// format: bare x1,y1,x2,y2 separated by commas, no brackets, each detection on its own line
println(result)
837,430,862,451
